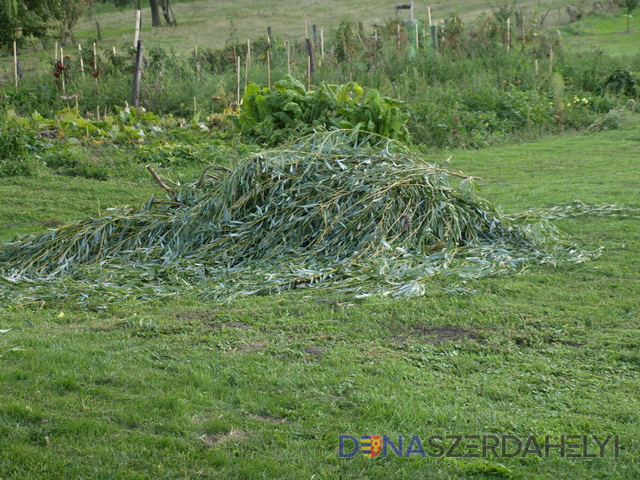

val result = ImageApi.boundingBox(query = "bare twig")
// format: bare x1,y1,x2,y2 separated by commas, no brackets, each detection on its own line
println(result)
146,165,176,196
196,165,232,188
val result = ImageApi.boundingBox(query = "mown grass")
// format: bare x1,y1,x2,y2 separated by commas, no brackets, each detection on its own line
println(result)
561,12,640,55
0,115,639,478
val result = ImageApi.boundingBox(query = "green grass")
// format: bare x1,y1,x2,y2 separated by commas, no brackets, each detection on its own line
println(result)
561,12,640,56
1,116,639,478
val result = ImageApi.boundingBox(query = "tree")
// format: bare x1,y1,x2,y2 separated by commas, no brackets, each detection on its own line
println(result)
0,0,51,50
149,0,176,27
149,0,161,27
623,0,639,32
0,0,87,50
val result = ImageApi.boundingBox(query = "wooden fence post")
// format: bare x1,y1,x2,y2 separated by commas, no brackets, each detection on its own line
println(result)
431,24,438,51
244,39,251,92
60,47,66,94
132,39,143,107
13,41,18,88
306,38,315,76
93,42,99,90
286,41,291,75
267,36,271,89
236,56,241,103
134,8,141,47
78,44,85,77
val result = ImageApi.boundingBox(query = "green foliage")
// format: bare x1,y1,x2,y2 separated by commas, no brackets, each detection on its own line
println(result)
0,111,48,177
602,69,637,97
0,0,86,49
238,76,409,145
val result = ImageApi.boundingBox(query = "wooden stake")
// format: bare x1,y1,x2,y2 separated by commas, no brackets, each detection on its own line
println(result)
13,41,18,88
236,56,241,103
307,55,311,91
96,105,100,121
286,41,291,75
132,40,143,108
267,36,271,89
431,24,438,51
244,39,250,92
54,42,58,62
427,6,432,26
60,47,66,95
112,46,116,55
549,48,553,73
78,44,85,77
93,42,99,89
134,9,141,47
415,24,419,50
305,38,315,76
320,29,324,59
506,17,510,52
535,58,539,75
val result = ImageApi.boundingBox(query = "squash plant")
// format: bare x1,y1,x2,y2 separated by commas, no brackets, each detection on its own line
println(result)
238,75,410,145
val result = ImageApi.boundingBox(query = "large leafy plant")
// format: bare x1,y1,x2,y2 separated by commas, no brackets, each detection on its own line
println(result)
238,75,410,145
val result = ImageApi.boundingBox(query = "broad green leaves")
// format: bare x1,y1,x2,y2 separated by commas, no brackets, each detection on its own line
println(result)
238,75,409,146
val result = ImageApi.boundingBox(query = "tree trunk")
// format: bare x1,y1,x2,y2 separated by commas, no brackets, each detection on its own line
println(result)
159,0,177,26
149,0,162,27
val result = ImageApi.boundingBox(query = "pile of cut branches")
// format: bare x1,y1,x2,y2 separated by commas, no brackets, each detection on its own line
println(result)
0,131,600,304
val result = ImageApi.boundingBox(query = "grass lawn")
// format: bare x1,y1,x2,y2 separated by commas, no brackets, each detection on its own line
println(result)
0,115,639,478
561,12,640,56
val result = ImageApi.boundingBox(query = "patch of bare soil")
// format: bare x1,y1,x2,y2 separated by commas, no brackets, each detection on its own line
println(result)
303,346,327,358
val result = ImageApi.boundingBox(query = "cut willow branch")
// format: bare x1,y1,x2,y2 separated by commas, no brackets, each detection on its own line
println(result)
146,165,176,196
196,164,233,188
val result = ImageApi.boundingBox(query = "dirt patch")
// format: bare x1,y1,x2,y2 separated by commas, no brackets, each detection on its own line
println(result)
303,346,327,358
200,429,248,447
254,414,287,424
